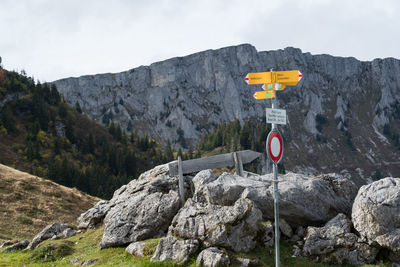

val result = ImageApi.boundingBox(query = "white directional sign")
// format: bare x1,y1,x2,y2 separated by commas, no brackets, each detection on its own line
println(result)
266,108,287,125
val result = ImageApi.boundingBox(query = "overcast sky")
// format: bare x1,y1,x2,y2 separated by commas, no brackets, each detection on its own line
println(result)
1,0,399,82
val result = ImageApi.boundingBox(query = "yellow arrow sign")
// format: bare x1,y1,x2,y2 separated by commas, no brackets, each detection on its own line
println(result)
276,70,303,86
253,90,275,100
244,70,303,86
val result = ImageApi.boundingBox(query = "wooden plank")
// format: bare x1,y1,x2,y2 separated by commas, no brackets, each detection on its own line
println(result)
178,156,185,206
233,152,244,176
168,150,261,176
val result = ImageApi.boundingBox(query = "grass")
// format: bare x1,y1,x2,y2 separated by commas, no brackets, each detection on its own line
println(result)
0,228,180,267
0,227,393,267
0,164,99,241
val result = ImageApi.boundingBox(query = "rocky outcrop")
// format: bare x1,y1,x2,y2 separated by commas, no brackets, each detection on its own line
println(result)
150,236,199,264
99,174,181,248
302,214,378,265
352,177,400,261
169,197,262,252
27,223,73,250
2,240,29,251
196,247,230,267
53,44,400,182
199,171,357,226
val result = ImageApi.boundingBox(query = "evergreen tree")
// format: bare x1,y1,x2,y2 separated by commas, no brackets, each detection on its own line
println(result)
74,101,82,113
177,148,183,160
165,139,174,161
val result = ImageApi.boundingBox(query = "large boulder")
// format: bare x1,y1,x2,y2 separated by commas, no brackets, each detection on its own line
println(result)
99,174,181,248
302,213,378,265
78,163,173,230
168,197,262,252
150,236,199,264
27,223,72,250
352,177,400,260
196,247,230,267
202,172,357,226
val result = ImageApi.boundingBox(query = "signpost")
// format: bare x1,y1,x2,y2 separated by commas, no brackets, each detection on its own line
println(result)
262,83,286,91
245,68,303,267
266,108,286,125
253,90,275,100
244,70,302,85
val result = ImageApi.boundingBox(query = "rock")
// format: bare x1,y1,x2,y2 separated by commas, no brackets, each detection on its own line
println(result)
2,240,29,251
81,259,98,266
352,177,400,256
295,226,305,238
169,197,262,252
125,241,146,257
62,228,77,238
279,218,293,238
69,259,79,265
196,247,230,267
205,172,357,226
138,163,170,180
0,240,17,248
150,236,199,264
303,213,379,265
260,223,274,247
77,200,112,229
292,245,302,257
236,257,259,267
27,222,71,249
99,173,181,249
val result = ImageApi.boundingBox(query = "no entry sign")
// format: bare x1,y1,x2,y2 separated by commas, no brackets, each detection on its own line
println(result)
267,130,284,163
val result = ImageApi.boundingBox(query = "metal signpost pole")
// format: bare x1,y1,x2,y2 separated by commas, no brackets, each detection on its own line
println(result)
270,69,280,267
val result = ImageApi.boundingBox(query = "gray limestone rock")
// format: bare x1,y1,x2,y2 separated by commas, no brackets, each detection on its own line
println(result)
196,247,230,267
150,236,199,264
62,228,77,238
303,213,378,265
27,223,71,249
352,177,400,257
2,240,29,251
77,200,112,229
125,241,146,257
279,218,293,238
99,174,181,249
203,172,357,226
169,197,262,252
81,259,98,266
260,223,274,247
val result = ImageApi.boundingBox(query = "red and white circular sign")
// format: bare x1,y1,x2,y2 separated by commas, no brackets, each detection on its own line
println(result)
267,130,284,163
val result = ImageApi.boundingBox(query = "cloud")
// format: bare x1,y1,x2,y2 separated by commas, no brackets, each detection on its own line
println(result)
0,0,399,81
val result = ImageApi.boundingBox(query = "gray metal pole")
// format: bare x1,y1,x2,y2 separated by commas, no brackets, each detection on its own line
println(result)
271,68,280,267
273,162,280,267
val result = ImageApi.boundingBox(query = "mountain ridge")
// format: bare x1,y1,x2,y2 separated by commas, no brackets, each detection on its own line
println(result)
53,44,400,183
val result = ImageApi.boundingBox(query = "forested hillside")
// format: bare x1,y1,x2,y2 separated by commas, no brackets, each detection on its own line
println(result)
0,68,174,199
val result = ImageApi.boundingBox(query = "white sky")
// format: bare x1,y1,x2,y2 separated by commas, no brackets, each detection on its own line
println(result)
1,0,399,82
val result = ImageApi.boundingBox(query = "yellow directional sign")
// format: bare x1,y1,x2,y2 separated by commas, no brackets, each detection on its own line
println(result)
253,90,275,100
244,72,273,85
244,70,303,86
275,70,303,86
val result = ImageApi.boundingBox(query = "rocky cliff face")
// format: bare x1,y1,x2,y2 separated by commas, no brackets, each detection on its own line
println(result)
53,44,400,183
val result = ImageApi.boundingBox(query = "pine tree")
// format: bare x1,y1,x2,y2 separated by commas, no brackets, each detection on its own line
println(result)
74,101,82,113
165,139,174,161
